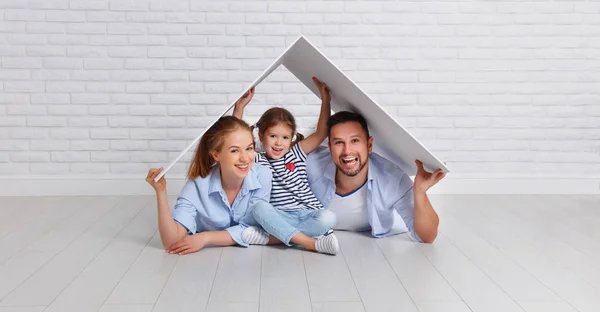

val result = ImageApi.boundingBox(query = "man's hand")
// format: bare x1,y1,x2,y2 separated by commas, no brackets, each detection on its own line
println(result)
166,233,207,255
312,77,330,103
413,160,446,194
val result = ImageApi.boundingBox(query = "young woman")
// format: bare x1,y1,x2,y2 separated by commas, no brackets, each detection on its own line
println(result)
145,114,272,255
233,77,339,255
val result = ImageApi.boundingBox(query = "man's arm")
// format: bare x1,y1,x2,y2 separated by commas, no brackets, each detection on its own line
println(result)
413,190,439,243
412,160,446,243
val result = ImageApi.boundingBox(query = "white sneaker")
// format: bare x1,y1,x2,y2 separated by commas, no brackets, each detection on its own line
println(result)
315,232,339,255
242,226,269,245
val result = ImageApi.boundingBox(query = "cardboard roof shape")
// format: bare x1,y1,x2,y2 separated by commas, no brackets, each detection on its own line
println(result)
155,35,449,182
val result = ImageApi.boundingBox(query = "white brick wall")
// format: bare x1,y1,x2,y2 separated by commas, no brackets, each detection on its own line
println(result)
0,0,599,183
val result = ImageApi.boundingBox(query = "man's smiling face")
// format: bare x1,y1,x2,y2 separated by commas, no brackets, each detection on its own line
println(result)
328,121,373,177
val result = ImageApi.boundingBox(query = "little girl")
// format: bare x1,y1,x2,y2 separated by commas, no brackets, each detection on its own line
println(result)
232,77,339,255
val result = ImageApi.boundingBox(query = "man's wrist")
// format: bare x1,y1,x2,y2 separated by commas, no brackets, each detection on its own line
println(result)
414,185,427,196
413,187,428,205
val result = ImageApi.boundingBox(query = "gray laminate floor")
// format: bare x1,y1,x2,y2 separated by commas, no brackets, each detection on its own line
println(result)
0,195,599,312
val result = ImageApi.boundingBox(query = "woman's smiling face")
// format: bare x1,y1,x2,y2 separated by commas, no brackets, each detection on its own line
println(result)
211,128,255,180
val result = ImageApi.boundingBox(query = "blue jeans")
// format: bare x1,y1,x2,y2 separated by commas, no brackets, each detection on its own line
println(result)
252,201,337,246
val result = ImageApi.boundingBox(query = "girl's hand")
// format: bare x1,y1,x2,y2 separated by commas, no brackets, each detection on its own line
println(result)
167,233,207,255
313,77,330,103
300,77,332,155
146,168,166,193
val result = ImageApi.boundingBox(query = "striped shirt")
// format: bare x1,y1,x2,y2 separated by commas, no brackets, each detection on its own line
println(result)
255,144,324,210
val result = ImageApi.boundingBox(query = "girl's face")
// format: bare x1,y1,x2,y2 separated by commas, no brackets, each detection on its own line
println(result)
211,129,255,181
261,123,293,160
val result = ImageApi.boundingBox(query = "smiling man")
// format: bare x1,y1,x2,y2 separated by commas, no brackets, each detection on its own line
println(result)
306,111,446,243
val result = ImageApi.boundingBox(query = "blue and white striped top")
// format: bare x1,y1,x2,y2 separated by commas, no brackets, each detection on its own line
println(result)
255,144,324,210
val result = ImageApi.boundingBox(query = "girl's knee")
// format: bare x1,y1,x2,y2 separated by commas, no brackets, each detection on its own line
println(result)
252,200,274,218
318,209,337,229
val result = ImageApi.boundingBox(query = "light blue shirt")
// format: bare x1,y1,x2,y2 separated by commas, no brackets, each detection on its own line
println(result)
306,146,422,242
171,164,273,247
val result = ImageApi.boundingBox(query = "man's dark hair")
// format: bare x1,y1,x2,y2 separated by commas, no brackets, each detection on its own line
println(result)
327,111,370,139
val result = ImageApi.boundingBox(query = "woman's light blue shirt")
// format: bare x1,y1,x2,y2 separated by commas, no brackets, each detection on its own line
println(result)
171,164,273,247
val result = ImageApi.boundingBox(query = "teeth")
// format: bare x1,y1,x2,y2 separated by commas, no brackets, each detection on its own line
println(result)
342,157,357,164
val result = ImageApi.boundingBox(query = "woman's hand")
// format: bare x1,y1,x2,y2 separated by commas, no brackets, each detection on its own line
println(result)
146,168,167,193
313,77,330,104
232,87,255,119
235,87,255,110
167,233,207,255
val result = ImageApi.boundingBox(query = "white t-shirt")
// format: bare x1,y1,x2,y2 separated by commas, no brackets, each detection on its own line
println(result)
328,182,370,231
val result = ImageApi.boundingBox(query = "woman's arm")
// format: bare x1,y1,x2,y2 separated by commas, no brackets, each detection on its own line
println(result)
232,87,255,120
156,191,188,247
146,168,188,249
300,77,331,154
166,231,236,255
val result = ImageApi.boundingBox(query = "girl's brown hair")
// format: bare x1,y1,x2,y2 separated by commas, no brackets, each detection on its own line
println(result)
187,116,253,180
253,107,304,146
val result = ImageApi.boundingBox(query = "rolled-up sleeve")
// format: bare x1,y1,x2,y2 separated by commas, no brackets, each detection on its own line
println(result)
225,225,246,247
392,175,423,243
172,182,199,235
306,146,329,186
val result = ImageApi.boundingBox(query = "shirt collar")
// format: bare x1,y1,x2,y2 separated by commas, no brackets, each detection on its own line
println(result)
208,166,222,195
208,165,262,195
324,158,337,183
367,155,375,182
242,166,262,192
